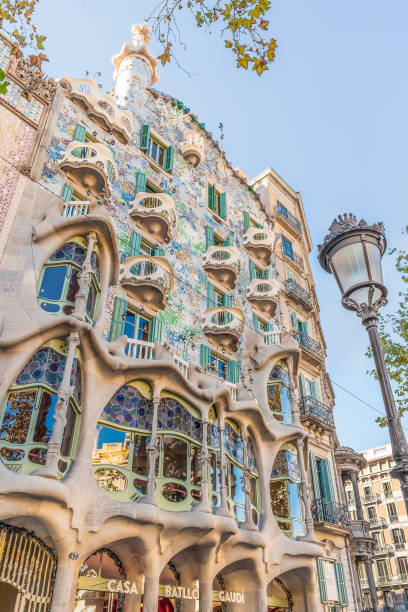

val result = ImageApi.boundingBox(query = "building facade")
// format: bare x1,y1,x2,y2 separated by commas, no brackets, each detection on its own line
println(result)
0,22,366,612
344,444,408,611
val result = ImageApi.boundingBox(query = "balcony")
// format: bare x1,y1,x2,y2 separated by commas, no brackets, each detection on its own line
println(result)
374,544,394,556
61,200,91,218
119,256,174,311
60,141,117,198
369,517,387,528
263,331,281,346
284,278,313,312
363,493,381,504
246,279,279,318
202,246,240,290
275,203,302,236
395,542,406,551
300,395,334,429
281,241,304,271
202,307,244,353
389,514,399,523
129,192,177,244
243,227,275,267
295,330,324,365
312,498,351,531
180,129,205,168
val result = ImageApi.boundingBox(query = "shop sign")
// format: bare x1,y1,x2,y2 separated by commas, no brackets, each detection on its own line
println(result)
107,580,139,594
164,586,245,603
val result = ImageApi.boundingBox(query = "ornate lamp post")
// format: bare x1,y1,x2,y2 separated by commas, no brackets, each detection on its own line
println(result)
319,213,408,514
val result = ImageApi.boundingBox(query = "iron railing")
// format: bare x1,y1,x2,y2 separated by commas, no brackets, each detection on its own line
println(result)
300,395,334,427
312,498,351,529
281,241,304,270
363,493,381,504
275,203,302,232
284,277,313,309
295,330,324,359
369,517,387,528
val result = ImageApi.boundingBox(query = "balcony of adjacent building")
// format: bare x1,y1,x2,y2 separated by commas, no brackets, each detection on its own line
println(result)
394,541,407,552
295,330,325,366
246,278,279,319
202,307,244,354
368,517,387,528
202,246,240,290
373,544,395,557
243,227,275,267
300,395,335,431
284,277,314,312
129,192,177,244
312,498,351,533
274,202,302,236
119,256,174,311
280,240,304,271
60,141,117,198
363,492,382,504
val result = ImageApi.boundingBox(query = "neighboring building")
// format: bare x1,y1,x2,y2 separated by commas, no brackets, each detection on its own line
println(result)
0,22,366,611
344,444,408,611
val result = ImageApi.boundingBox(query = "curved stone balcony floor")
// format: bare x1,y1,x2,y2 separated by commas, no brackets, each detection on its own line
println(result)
243,227,275,267
246,278,279,318
202,246,240,290
202,306,244,353
60,141,117,198
120,255,174,311
129,192,177,243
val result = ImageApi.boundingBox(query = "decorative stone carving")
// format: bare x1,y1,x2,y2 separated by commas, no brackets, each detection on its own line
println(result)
119,255,174,311
202,246,241,290
318,213,385,251
8,56,57,103
246,278,279,319
112,23,159,85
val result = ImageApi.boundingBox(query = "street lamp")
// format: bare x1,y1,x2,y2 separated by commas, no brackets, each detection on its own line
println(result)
319,213,408,514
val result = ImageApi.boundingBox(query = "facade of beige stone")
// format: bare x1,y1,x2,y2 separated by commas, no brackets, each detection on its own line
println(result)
0,23,370,612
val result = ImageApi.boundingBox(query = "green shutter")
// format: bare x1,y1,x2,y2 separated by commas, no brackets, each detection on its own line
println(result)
310,381,318,399
153,247,165,256
208,184,216,210
266,322,273,332
309,452,321,500
129,231,141,257
243,211,251,232
299,373,306,397
109,297,128,341
249,260,256,280
219,192,227,219
253,313,259,332
205,226,214,250
200,344,211,368
73,123,86,142
262,269,269,280
135,171,147,194
226,360,239,384
223,231,232,247
164,145,174,172
316,559,328,604
61,183,74,202
334,562,348,605
207,282,216,308
321,459,335,501
291,312,298,328
140,124,150,150
223,294,233,307
300,320,309,335
150,317,163,343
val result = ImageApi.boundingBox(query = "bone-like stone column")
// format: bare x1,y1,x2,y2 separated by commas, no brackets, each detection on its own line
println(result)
73,231,97,320
216,421,231,517
195,420,211,513
287,358,300,426
143,393,160,506
143,573,160,612
49,559,79,612
241,431,257,530
199,580,212,612
297,438,316,541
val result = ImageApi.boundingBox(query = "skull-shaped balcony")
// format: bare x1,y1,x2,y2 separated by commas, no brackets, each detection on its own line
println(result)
246,278,279,318
60,141,117,198
120,256,174,311
243,227,275,267
202,246,240,290
129,192,177,244
202,307,244,353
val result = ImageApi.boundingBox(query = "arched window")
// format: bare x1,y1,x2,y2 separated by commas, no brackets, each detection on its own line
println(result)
0,341,82,476
77,548,126,612
270,442,304,538
267,362,291,424
38,236,100,323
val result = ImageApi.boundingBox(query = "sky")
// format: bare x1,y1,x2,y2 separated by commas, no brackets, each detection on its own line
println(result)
31,0,408,451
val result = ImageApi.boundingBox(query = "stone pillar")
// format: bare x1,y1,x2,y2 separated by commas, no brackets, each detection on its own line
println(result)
144,393,160,506
350,470,364,521
41,331,80,479
216,422,231,517
287,358,300,426
364,556,380,612
199,580,212,612
73,231,97,320
196,420,211,513
296,438,316,541
49,560,79,612
241,431,256,530
143,573,160,612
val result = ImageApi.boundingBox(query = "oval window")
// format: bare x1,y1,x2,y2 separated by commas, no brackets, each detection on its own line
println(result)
212,250,231,261
95,468,128,491
161,482,187,502
28,448,47,465
191,489,202,502
0,447,24,461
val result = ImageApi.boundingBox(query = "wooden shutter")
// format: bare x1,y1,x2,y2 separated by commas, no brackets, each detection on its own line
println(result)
207,282,216,308
135,171,147,194
223,231,232,246
334,562,348,605
164,145,174,172
298,373,306,397
73,123,86,142
253,313,259,332
219,192,227,219
321,459,335,501
205,226,214,250
208,184,216,210
266,321,273,332
153,247,165,256
243,211,251,232
109,297,128,341
249,260,256,280
200,344,211,368
61,183,74,202
291,312,298,329
309,452,321,500
129,231,141,257
316,559,328,604
226,360,239,384
300,320,309,335
140,124,150,150
150,317,163,343
223,294,233,307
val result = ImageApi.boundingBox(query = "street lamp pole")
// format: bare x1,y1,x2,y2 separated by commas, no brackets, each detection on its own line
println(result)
318,213,408,515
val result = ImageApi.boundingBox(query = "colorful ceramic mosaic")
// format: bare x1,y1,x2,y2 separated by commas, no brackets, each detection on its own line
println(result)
101,385,153,430
157,397,203,441
49,242,87,267
0,80,44,124
0,38,10,69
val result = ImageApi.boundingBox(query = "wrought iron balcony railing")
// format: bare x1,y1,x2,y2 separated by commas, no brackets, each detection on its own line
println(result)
374,544,394,556
369,517,387,528
284,277,313,311
363,493,381,504
280,242,304,270
394,542,406,551
295,330,324,360
275,203,302,233
312,498,351,529
300,395,334,427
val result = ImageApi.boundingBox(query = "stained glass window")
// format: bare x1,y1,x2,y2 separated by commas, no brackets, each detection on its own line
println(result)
101,384,153,430
158,396,203,441
224,420,244,464
270,443,304,538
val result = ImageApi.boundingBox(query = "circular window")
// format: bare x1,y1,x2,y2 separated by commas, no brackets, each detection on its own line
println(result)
28,448,47,465
161,482,188,502
95,468,128,492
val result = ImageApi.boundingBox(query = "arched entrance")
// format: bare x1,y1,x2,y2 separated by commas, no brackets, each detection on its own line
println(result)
0,521,57,611
75,548,127,612
158,561,181,611
267,578,293,611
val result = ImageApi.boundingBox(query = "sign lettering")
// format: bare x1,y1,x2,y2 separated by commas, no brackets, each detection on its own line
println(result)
107,580,139,594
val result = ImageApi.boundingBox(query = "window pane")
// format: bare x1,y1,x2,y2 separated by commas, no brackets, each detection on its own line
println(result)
92,426,129,467
124,311,136,338
85,279,98,321
158,146,165,167
66,267,80,303
288,481,302,519
190,444,202,486
270,479,290,518
39,265,67,301
231,464,245,506
163,436,187,481
61,402,76,457
132,434,150,476
210,451,219,491
33,391,58,443
151,141,158,162
137,317,150,341
0,389,36,443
